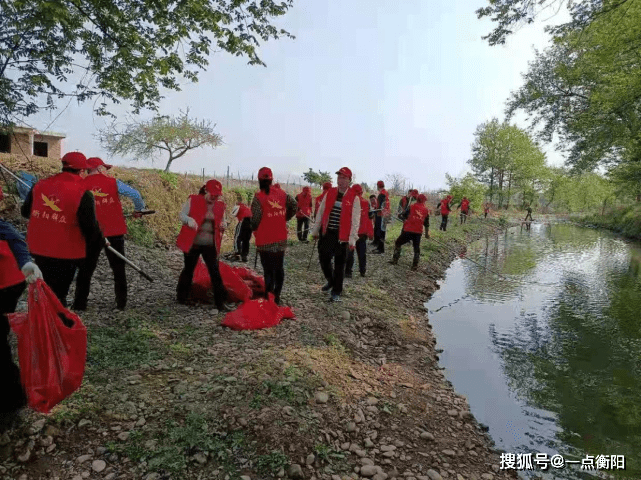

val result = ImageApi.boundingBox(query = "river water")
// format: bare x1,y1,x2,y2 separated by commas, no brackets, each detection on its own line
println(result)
425,223,641,480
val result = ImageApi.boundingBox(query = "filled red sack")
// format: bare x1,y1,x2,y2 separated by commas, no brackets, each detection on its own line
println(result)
191,260,212,302
231,266,266,298
191,260,253,303
8,279,87,414
221,295,296,330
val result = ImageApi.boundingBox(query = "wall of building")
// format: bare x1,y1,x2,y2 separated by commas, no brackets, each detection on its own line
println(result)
0,132,63,164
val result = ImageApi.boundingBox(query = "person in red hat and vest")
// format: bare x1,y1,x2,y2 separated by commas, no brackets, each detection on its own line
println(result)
0,186,42,430
250,167,297,305
372,180,390,254
314,182,332,221
231,192,252,262
456,196,470,224
73,157,130,310
21,152,104,307
397,189,418,219
436,194,453,231
311,167,361,302
176,179,230,309
295,186,313,243
344,184,373,278
391,193,430,270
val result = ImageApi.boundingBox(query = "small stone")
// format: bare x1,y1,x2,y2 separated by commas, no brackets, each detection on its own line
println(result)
481,475,493,480
457,475,465,480
447,410,458,417
224,377,237,383
135,418,146,427
361,458,375,466
355,449,367,457
380,445,396,452
78,419,92,428
420,432,435,441
44,425,60,437
382,451,395,458
238,417,248,426
31,418,46,433
306,454,315,465
283,406,295,416
105,474,117,480
315,392,329,404
360,465,377,477
0,433,10,446
117,432,130,441
46,443,56,453
364,438,374,448
442,450,455,457
366,397,379,406
17,449,31,462
40,436,53,447
277,468,286,477
288,464,304,479
18,474,28,480
92,460,106,473
341,442,351,451
345,422,356,433
340,311,350,321
76,454,92,464
426,470,443,480
373,474,388,480
241,476,251,480
491,465,499,473
194,453,207,464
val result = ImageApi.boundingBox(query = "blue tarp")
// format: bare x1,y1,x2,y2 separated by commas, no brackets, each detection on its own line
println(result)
15,171,37,201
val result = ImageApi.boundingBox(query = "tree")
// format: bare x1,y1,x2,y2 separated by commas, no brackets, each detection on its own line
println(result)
302,168,331,187
0,0,294,125
98,110,223,172
445,173,487,213
384,173,409,196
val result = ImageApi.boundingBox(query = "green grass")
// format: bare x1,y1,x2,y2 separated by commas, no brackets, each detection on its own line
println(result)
256,450,289,476
125,218,157,247
580,204,641,240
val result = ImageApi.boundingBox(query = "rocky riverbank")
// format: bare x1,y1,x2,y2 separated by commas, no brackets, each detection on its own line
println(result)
1,216,518,480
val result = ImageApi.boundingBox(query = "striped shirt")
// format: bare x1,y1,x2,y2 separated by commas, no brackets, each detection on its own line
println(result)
327,191,343,231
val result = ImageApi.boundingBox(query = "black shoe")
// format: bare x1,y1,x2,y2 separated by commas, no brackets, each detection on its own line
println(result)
241,256,248,262
411,264,419,271
321,283,333,292
216,303,234,312
360,271,366,277
330,293,342,302
389,259,398,265
345,272,352,279
71,303,87,311
274,295,281,305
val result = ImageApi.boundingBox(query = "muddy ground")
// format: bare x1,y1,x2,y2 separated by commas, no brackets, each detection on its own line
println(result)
1,216,520,480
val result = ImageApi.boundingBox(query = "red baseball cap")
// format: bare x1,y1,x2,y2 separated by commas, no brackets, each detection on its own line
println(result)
86,157,113,170
417,194,427,203
410,189,418,197
351,184,363,196
258,167,273,180
335,167,352,180
322,182,332,190
303,186,311,194
377,180,385,188
205,179,222,196
61,152,87,170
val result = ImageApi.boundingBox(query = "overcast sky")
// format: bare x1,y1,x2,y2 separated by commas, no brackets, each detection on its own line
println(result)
26,0,570,191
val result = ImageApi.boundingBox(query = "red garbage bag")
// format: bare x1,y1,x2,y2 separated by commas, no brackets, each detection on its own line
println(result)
221,295,296,330
191,260,252,303
231,266,265,298
7,279,87,414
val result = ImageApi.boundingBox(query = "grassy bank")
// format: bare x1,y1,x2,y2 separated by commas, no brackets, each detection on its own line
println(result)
579,204,641,241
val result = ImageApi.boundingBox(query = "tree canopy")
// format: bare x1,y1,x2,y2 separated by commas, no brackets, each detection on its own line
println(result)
98,110,223,172
302,168,331,187
0,0,294,125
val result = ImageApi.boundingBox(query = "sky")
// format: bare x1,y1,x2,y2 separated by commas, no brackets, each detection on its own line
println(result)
25,0,571,191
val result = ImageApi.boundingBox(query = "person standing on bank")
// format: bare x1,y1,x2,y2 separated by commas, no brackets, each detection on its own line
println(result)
391,194,430,271
21,152,104,307
436,194,453,232
295,186,313,243
524,204,533,222
1,187,42,431
457,196,470,225
311,167,360,302
74,157,130,310
251,167,297,305
484,202,491,219
176,179,230,310
345,184,373,278
231,193,252,262
372,181,390,254
314,182,332,221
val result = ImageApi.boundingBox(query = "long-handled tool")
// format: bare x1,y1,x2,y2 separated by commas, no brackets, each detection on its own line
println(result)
306,238,318,270
427,235,507,280
104,240,154,282
124,210,156,218
0,162,32,189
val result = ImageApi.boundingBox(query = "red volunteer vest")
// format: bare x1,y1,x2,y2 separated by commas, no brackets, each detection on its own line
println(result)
320,187,357,243
403,203,429,234
461,199,470,212
83,173,127,237
176,195,225,253
27,172,87,259
0,240,25,289
440,198,451,215
295,193,312,218
235,204,251,220
314,192,327,218
254,188,288,247
377,189,390,217
357,197,374,238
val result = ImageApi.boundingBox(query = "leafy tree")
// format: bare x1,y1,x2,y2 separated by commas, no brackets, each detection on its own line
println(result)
98,110,223,172
302,168,331,187
0,0,294,125
445,173,487,213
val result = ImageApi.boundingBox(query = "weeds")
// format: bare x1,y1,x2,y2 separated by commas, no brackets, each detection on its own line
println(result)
86,323,162,372
256,450,289,476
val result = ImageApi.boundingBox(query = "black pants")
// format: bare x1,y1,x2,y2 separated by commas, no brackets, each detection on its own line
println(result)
524,213,533,222
484,212,488,218
0,281,27,414
259,250,285,300
440,215,449,231
75,235,127,310
319,230,348,295
177,244,228,308
374,216,386,252
32,255,81,307
297,217,310,241
346,235,367,275
234,218,252,258
394,231,421,258
460,210,468,224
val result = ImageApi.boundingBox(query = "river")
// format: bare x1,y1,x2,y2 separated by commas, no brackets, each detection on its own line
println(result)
425,222,641,480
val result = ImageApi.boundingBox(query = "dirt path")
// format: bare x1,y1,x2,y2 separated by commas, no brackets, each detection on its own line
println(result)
1,217,519,480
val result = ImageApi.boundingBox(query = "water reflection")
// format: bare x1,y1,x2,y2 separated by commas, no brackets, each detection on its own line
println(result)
426,224,641,479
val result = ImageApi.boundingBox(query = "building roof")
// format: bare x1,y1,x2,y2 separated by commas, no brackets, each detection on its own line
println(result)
7,125,66,139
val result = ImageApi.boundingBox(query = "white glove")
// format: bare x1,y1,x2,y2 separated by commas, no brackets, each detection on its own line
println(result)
186,217,198,230
21,262,43,284
231,205,240,217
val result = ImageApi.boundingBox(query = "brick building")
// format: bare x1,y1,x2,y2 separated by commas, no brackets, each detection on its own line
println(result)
0,126,65,163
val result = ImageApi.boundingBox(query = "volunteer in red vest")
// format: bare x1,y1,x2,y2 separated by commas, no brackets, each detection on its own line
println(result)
345,184,373,278
436,194,453,232
484,202,491,219
231,192,252,262
457,196,471,224
73,156,129,310
1,187,42,430
372,181,390,254
397,189,418,218
391,194,430,271
250,167,297,305
314,182,332,221
21,152,104,307
176,179,230,310
295,186,313,243
311,167,361,302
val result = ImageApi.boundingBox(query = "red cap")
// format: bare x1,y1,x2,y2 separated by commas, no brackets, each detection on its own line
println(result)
351,184,363,196
61,152,87,170
205,179,222,196
303,186,311,194
274,183,281,189
377,180,385,188
417,194,427,203
335,167,352,180
258,167,273,180
322,182,332,191
410,189,418,198
86,157,113,170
